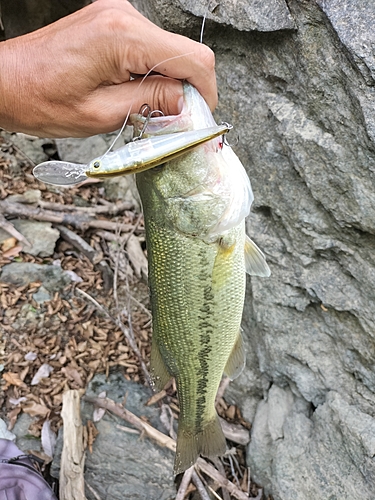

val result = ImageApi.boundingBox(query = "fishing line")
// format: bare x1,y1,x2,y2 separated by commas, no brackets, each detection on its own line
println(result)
101,51,194,158
103,0,212,159
200,0,214,44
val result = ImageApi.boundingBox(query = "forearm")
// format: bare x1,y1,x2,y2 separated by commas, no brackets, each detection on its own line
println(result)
0,38,27,134
0,33,62,137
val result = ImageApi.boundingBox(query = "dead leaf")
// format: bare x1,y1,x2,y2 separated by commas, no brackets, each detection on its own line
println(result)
61,366,84,387
146,390,167,406
87,420,99,453
23,401,50,418
24,352,38,361
93,407,106,423
2,372,26,387
31,363,53,385
7,407,21,430
9,396,27,406
41,420,57,459
2,245,23,258
1,237,17,252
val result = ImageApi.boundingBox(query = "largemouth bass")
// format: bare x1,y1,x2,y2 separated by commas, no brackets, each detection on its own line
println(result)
131,83,270,475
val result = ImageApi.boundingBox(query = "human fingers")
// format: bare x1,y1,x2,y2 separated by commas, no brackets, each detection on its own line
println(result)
73,76,184,137
94,0,218,110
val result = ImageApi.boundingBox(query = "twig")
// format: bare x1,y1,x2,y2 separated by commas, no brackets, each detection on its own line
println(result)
196,458,250,500
0,213,31,247
85,482,102,500
122,212,143,246
196,467,225,500
39,200,132,214
192,471,211,500
116,424,140,435
176,466,195,500
212,459,231,500
128,294,151,318
75,288,152,387
111,224,151,388
96,229,144,245
0,200,133,232
112,225,124,313
207,485,224,500
83,395,176,452
146,390,167,406
228,454,241,488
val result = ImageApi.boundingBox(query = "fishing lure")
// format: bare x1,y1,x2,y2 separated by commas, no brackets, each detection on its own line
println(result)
33,124,231,186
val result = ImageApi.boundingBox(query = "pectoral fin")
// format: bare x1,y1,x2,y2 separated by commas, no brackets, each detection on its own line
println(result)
150,338,171,391
244,235,271,277
224,330,246,380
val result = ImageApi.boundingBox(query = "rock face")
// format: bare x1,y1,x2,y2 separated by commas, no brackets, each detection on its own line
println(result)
139,0,375,498
178,0,295,32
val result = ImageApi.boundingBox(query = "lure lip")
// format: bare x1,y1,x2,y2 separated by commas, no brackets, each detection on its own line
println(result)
33,160,88,186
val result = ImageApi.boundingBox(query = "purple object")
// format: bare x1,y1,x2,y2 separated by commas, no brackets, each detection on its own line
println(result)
0,439,57,499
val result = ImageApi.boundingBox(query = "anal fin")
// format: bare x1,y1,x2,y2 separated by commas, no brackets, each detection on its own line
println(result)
150,337,171,391
224,330,246,380
245,235,271,277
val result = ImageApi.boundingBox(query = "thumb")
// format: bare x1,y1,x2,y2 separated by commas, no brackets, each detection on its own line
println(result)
88,76,184,135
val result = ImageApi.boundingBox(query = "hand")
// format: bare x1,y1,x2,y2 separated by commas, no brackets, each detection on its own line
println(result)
0,0,217,137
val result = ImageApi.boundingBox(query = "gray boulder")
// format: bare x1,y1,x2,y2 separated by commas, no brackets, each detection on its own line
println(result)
0,262,71,291
140,0,375,498
0,220,59,256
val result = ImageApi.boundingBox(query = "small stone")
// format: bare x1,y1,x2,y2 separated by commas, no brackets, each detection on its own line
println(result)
0,262,71,291
0,418,16,441
15,220,59,256
32,285,52,304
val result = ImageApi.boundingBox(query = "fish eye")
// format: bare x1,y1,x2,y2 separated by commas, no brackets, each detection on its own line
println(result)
93,161,101,169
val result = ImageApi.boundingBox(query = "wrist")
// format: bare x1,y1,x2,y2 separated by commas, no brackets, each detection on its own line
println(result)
0,39,24,133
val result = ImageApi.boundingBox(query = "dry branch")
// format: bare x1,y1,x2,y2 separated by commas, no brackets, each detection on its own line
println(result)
192,471,211,500
60,390,86,500
83,394,176,452
196,458,250,500
176,466,195,500
0,200,133,232
39,200,132,214
0,213,31,247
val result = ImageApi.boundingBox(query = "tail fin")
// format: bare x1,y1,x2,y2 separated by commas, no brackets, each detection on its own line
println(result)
174,415,226,475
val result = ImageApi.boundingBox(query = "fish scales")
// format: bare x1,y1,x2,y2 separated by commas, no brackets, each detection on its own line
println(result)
132,83,270,474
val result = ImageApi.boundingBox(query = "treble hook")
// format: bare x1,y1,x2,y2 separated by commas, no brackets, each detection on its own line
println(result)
219,122,239,147
133,105,165,141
